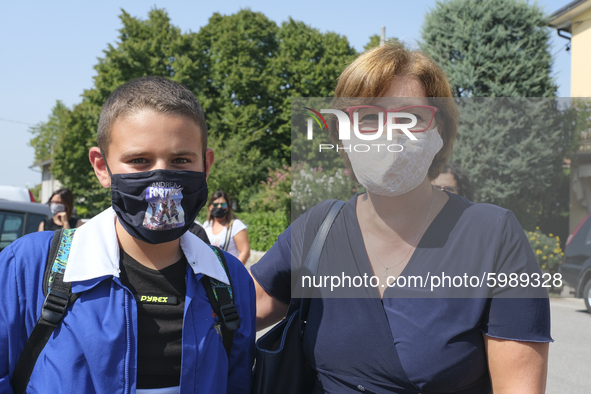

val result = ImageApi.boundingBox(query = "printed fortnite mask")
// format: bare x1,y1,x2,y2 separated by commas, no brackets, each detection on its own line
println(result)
346,127,443,196
110,169,208,244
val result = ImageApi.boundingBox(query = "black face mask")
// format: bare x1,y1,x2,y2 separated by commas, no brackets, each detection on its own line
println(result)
211,207,227,219
110,169,208,244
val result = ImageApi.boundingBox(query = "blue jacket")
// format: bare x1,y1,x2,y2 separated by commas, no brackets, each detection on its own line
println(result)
0,208,255,394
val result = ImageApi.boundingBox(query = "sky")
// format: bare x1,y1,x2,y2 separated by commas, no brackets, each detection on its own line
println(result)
0,0,573,190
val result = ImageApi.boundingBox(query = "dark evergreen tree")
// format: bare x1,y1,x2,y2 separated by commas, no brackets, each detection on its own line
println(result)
421,0,571,235
421,0,556,97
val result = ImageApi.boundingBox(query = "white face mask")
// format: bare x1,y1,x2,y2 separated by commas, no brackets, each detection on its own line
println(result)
346,127,443,196
50,203,66,216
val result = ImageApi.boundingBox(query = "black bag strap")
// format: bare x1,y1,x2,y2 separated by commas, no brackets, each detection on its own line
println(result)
12,229,78,394
291,200,345,331
222,220,234,251
201,245,240,359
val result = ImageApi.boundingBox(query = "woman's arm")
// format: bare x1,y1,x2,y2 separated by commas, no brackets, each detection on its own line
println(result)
484,335,549,393
75,219,84,228
233,229,250,265
252,275,289,331
37,220,44,232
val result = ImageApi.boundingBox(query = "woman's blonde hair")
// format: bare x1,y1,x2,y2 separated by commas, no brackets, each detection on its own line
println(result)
329,43,459,181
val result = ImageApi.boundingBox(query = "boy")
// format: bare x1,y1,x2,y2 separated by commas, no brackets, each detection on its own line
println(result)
0,76,255,393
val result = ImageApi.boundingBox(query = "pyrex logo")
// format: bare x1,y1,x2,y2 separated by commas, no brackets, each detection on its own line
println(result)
305,108,419,153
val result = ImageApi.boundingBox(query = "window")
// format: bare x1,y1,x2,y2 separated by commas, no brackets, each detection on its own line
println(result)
25,213,46,235
0,212,25,249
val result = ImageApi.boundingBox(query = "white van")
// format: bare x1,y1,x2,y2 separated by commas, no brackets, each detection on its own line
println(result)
0,185,36,203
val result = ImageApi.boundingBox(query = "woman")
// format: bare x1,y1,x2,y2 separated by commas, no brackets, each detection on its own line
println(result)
432,162,475,200
203,191,250,264
38,188,83,231
251,44,550,393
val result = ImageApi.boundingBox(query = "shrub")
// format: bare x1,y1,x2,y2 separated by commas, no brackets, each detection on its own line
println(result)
291,162,361,220
237,210,289,251
525,227,563,272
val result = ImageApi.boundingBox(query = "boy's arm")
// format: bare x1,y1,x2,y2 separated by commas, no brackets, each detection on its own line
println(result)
0,245,24,394
225,254,256,394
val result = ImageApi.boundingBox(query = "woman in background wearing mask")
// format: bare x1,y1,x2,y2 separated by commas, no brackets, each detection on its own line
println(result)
251,43,551,393
203,190,250,264
431,162,475,200
38,188,83,231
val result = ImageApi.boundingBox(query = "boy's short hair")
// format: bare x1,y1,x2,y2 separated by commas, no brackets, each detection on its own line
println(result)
97,76,208,157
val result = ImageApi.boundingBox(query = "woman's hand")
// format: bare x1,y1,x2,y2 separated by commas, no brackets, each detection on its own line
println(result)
55,212,69,228
484,335,549,393
234,229,250,265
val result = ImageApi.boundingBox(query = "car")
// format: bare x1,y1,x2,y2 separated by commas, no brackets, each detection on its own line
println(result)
0,200,51,252
0,185,36,202
561,214,591,313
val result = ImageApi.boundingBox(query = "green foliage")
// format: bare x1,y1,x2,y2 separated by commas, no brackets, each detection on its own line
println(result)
422,0,570,233
248,166,291,219
29,184,41,202
291,162,361,220
451,98,575,231
40,8,356,215
28,101,71,164
421,0,556,97
525,227,563,272
237,210,289,251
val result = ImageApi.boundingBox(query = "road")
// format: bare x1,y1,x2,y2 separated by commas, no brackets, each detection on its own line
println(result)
547,297,591,393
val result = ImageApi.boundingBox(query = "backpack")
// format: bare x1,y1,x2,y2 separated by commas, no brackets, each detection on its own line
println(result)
11,228,240,394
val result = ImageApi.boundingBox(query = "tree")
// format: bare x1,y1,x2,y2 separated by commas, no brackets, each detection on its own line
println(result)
420,0,570,235
28,101,71,164
40,8,357,216
421,0,556,97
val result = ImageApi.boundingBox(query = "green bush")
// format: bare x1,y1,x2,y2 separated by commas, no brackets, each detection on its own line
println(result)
237,211,289,251
291,162,361,220
525,227,563,272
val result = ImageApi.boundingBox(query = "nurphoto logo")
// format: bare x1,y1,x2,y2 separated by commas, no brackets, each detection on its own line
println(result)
304,107,422,153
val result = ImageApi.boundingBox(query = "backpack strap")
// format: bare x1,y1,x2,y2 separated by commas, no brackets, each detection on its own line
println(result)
12,229,78,394
222,220,234,251
201,245,240,359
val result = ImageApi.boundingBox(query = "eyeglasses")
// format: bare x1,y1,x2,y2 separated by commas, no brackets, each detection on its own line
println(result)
212,202,228,208
344,105,439,133
432,184,459,194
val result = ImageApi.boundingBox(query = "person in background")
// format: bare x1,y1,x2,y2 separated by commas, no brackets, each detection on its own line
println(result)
431,162,475,200
203,191,250,264
38,188,83,231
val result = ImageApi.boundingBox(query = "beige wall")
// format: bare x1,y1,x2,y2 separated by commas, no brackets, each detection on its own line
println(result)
571,8,591,97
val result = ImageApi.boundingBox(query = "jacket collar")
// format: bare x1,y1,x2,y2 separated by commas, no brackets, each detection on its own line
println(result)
63,207,229,291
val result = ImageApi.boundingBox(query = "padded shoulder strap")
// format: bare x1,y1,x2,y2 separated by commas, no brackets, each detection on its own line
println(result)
12,229,78,394
201,245,240,359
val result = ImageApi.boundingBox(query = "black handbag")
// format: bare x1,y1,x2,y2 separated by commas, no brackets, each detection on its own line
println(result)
251,200,345,394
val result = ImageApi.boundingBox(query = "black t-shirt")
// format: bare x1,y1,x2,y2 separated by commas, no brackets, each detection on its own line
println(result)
43,217,78,231
119,249,187,389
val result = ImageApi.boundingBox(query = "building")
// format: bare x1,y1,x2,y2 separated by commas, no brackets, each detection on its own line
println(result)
549,0,591,232
29,159,61,204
